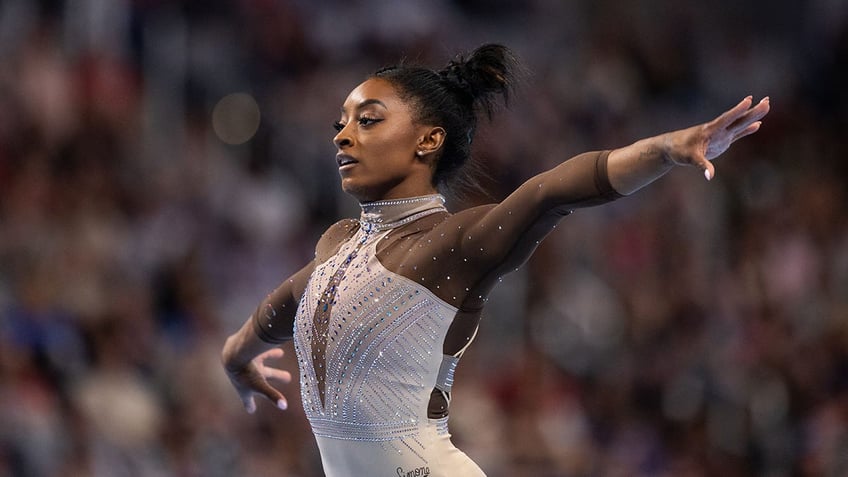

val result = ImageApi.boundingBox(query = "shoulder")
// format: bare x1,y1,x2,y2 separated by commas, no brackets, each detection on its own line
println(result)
446,203,497,223
315,218,360,262
428,204,497,239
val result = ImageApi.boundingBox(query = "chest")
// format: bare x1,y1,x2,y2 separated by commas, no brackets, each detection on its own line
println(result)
293,231,458,419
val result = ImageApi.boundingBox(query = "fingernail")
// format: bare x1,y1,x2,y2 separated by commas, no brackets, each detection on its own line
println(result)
277,399,288,410
704,169,712,181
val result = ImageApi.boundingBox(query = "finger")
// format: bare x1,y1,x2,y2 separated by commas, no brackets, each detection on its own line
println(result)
751,96,770,120
731,121,761,142
703,161,716,181
258,347,285,362
263,368,292,384
243,395,257,414
252,379,287,409
728,97,770,133
713,96,754,129
691,150,715,181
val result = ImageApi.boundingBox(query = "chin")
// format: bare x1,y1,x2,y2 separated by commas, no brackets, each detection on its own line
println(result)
341,176,408,203
340,179,376,203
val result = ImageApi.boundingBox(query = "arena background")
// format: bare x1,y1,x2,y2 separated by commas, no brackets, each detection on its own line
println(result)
1,1,846,476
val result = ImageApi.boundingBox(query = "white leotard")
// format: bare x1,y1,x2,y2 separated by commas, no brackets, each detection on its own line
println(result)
292,197,485,476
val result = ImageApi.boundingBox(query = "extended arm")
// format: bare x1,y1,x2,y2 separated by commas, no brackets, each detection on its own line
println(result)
446,96,770,301
608,96,769,194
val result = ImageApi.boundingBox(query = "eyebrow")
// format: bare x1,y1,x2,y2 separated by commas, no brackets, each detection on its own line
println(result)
341,98,388,114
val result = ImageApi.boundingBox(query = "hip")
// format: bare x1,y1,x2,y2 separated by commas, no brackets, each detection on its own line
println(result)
315,418,485,477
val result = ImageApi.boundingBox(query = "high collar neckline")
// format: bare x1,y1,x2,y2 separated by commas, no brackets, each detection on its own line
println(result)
359,194,447,234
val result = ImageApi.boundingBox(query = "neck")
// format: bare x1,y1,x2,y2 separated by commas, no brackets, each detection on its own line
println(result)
359,193,447,234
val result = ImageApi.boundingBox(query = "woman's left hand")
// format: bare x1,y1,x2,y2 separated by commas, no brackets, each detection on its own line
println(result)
666,96,770,180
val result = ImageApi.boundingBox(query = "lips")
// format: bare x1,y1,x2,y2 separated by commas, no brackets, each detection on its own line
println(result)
336,153,358,168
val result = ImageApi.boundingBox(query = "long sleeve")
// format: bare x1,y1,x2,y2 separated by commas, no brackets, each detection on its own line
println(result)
250,261,315,343
447,150,624,300
251,218,361,343
373,150,624,317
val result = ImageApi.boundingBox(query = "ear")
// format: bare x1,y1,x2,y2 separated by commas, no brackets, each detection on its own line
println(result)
415,126,446,160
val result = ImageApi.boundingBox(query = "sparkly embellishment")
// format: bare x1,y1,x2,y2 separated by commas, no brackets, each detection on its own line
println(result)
359,194,446,233
435,355,460,393
310,239,366,405
292,194,460,446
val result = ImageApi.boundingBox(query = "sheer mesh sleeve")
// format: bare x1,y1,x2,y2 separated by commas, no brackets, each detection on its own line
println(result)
251,219,360,343
455,150,623,294
251,261,315,343
370,150,622,350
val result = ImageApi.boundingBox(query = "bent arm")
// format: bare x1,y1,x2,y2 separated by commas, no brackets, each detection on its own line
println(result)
221,261,314,413
221,261,313,412
222,218,359,367
221,219,359,412
222,261,314,370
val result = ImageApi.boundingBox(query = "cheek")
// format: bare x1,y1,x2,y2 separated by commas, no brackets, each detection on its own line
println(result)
380,121,419,150
368,137,416,167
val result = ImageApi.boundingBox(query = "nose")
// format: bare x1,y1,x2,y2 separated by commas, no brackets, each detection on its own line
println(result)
333,127,352,149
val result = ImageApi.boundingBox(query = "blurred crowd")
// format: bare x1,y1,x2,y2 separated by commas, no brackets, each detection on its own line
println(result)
1,0,847,476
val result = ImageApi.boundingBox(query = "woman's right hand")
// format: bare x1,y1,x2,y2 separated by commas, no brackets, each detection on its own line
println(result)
224,347,292,413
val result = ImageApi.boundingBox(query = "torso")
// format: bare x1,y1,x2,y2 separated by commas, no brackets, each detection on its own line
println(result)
292,195,486,475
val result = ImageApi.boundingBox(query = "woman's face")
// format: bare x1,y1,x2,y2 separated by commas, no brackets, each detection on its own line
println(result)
333,78,440,202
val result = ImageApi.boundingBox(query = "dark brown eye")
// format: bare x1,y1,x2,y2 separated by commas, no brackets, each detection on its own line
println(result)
358,117,382,127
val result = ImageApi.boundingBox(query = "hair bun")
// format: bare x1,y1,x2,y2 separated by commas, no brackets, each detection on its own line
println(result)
439,43,518,118
370,43,521,191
